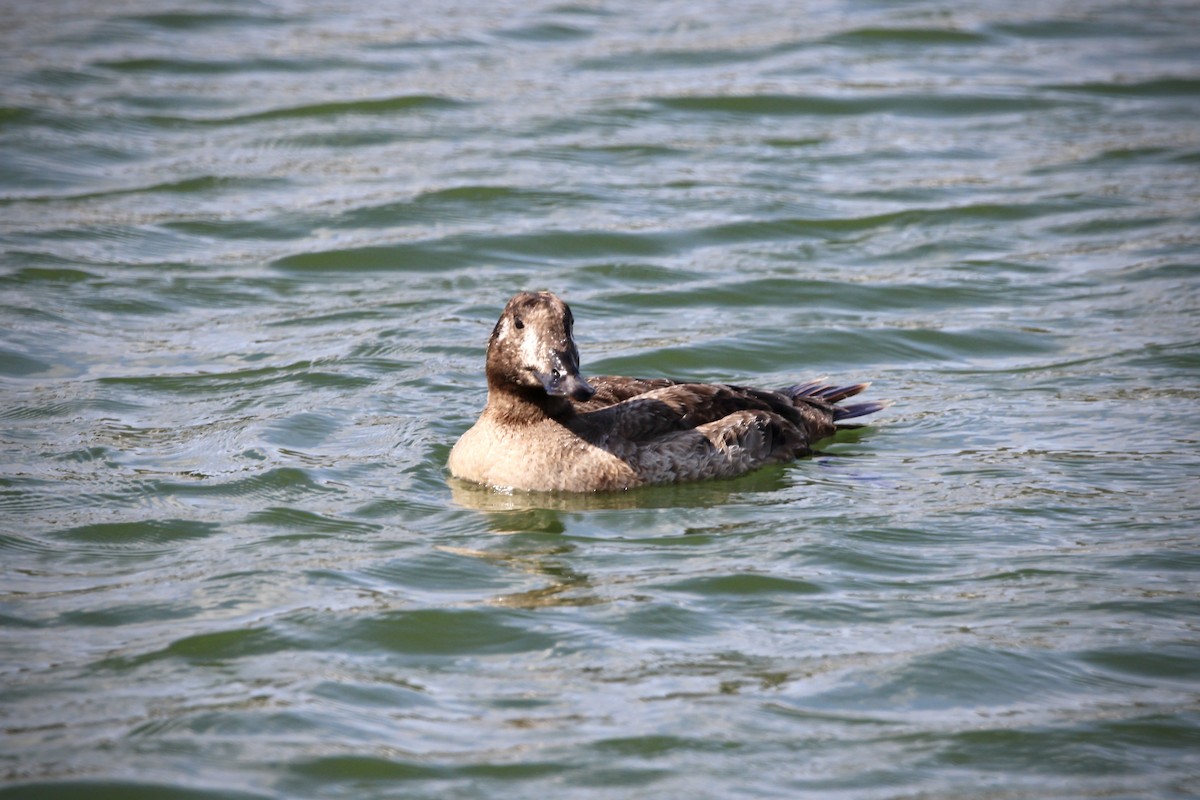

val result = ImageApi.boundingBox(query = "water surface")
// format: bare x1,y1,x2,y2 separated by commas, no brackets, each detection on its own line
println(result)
2,1,1199,797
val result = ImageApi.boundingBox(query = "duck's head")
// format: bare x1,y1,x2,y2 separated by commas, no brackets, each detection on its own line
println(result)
485,291,596,403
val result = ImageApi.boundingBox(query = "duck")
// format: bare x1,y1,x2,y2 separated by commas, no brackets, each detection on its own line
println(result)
448,291,887,492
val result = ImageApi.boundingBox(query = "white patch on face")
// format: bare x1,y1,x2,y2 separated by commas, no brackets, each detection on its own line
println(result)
519,319,544,371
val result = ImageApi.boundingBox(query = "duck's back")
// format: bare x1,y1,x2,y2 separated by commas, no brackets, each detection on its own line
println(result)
568,383,815,487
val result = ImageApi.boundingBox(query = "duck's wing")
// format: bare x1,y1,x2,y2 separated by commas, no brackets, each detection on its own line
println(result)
572,379,883,443
566,380,886,485
571,385,819,482
568,375,678,413
571,382,799,442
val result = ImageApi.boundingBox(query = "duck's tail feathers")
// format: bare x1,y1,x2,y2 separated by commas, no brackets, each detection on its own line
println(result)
784,379,869,404
782,380,891,421
833,399,893,421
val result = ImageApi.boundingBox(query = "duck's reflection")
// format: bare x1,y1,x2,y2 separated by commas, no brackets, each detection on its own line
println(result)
445,464,816,608
435,538,596,608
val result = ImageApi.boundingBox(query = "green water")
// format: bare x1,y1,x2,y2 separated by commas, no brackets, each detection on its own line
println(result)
2,1,1199,797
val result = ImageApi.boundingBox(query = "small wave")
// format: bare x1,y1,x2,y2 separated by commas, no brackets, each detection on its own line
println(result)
499,22,592,42
653,92,1059,118
53,517,221,549
246,507,381,536
823,27,993,47
212,95,464,126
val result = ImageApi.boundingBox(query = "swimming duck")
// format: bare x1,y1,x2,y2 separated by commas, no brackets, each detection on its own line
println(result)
448,291,886,492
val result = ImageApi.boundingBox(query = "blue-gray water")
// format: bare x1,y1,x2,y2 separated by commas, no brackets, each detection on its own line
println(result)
2,1,1199,797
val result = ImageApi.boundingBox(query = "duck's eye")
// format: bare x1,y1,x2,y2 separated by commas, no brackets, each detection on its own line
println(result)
513,317,524,330
551,369,561,379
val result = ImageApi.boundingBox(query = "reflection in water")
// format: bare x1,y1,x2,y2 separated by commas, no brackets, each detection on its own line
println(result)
437,542,598,608
445,465,826,608
447,463,799,515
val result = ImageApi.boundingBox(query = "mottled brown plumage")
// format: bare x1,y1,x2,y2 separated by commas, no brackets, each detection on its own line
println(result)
448,291,886,492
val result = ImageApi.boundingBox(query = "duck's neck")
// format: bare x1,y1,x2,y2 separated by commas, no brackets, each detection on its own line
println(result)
486,384,573,426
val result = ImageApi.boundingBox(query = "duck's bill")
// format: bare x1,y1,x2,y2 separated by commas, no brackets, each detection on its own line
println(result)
538,361,595,401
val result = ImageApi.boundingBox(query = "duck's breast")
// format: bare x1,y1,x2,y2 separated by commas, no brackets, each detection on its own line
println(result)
450,417,639,492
